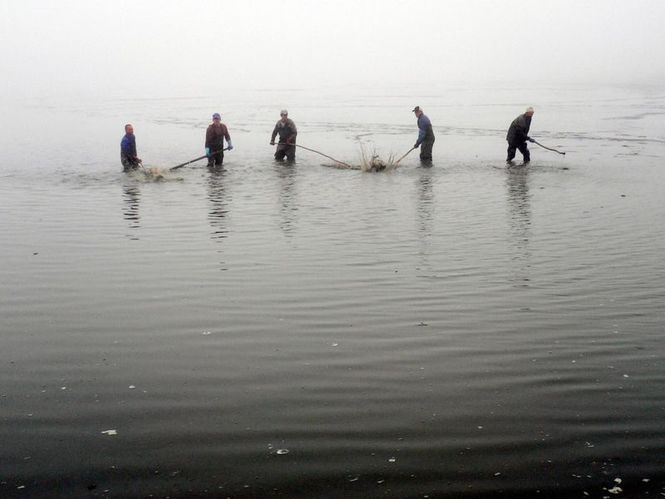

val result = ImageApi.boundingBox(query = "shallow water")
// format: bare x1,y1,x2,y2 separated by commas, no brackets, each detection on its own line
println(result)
2,84,665,498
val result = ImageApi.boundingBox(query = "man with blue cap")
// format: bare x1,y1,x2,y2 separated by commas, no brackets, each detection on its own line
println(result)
205,112,233,167
412,106,435,163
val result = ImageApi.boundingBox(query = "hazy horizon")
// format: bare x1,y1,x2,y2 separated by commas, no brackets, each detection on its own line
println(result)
2,0,665,101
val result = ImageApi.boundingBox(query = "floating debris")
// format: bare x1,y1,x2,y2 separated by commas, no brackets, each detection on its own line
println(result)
276,449,289,455
101,429,117,436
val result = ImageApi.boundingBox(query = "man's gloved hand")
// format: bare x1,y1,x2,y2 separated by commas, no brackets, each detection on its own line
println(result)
527,137,535,143
270,141,275,145
413,143,420,149
205,147,211,157
227,141,234,151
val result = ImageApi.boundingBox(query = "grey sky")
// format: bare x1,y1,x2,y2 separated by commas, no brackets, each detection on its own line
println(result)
2,0,665,99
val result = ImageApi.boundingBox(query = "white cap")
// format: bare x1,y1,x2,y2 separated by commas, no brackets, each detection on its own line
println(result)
526,106,534,113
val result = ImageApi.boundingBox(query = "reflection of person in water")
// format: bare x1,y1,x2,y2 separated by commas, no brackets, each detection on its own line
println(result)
207,169,229,271
276,162,298,235
415,168,435,270
505,168,532,285
416,168,434,237
122,184,141,237
207,169,228,242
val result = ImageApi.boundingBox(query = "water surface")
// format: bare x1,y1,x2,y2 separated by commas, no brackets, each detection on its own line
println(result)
1,85,665,498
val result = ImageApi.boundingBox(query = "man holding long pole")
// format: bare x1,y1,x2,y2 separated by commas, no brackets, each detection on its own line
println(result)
412,106,435,164
206,113,233,168
506,107,535,166
270,110,298,162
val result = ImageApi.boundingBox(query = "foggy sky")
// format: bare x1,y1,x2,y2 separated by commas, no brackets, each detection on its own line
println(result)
2,0,665,100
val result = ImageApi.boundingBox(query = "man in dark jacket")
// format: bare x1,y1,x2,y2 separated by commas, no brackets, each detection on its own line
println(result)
506,107,535,165
270,110,297,161
120,124,141,172
205,113,233,167
412,106,435,163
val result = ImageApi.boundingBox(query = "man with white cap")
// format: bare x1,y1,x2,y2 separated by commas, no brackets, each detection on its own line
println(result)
205,112,233,167
270,110,297,161
412,106,435,163
506,107,535,165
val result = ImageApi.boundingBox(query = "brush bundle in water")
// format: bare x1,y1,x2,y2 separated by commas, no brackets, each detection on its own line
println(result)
359,146,396,172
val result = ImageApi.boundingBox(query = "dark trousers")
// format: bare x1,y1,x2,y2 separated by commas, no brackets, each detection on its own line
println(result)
207,151,224,167
507,141,530,162
420,138,434,161
275,144,296,161
121,157,140,172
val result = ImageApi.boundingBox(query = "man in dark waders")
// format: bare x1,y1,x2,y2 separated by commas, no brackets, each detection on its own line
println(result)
506,107,535,166
205,112,233,167
412,106,435,163
120,124,141,172
270,109,297,161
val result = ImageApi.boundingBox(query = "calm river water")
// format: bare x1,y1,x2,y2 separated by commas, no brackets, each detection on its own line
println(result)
1,84,665,498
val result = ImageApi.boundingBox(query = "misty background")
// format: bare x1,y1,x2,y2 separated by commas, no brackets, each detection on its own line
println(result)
2,0,665,102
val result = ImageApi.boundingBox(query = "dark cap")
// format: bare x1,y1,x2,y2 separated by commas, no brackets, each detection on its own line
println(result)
212,112,221,120
412,106,420,113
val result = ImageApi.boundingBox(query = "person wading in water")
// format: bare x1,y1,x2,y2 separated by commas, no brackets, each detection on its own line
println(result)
205,113,233,167
412,106,435,164
120,124,141,172
270,110,297,162
506,107,535,166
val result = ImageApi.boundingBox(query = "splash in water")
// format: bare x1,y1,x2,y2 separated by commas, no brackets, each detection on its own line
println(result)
128,167,182,182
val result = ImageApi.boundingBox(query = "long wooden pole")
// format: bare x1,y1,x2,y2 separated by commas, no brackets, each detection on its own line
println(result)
394,147,416,166
532,140,566,155
170,147,229,171
278,143,354,169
